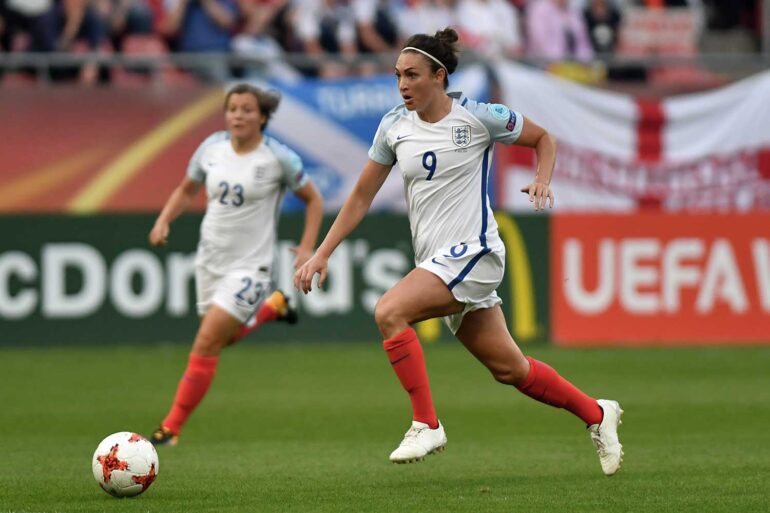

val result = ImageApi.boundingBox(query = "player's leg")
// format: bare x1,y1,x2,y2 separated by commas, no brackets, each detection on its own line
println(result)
152,306,242,445
455,306,623,475
455,306,601,419
375,268,462,463
231,289,298,344
152,268,257,445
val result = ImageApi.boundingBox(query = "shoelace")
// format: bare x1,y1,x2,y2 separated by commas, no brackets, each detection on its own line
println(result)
401,426,426,445
591,429,607,454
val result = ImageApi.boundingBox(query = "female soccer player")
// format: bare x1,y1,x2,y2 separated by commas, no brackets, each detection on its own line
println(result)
149,83,323,445
294,29,623,475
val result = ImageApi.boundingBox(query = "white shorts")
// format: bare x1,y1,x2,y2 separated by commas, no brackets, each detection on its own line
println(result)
418,241,505,334
195,265,272,323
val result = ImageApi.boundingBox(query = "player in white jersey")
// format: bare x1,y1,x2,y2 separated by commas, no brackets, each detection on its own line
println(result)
148,84,324,446
295,29,623,475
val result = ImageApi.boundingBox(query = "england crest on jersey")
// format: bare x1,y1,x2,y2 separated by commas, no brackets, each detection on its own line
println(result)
452,125,471,147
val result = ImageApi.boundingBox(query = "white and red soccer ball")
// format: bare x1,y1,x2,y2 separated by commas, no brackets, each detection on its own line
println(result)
92,432,159,497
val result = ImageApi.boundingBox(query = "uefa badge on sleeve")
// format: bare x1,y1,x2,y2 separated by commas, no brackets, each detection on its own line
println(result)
506,111,517,132
452,125,471,148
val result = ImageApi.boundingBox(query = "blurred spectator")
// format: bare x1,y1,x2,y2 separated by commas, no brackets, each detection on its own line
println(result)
1,1,111,83
352,0,400,56
61,1,114,84
108,0,156,51
704,0,758,32
396,0,456,40
638,0,688,6
163,0,243,51
237,0,286,42
583,0,621,54
291,0,358,77
526,0,594,61
162,0,246,80
232,0,302,80
0,0,58,52
456,0,522,59
57,0,109,53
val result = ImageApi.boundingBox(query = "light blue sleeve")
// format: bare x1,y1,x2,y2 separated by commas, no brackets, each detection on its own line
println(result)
265,137,309,192
462,98,524,145
367,106,405,166
186,131,230,182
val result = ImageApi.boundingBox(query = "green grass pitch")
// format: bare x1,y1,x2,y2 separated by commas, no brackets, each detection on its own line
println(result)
1,342,768,513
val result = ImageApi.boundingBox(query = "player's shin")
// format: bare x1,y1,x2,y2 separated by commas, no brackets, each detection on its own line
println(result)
516,356,603,426
383,327,439,429
161,353,219,434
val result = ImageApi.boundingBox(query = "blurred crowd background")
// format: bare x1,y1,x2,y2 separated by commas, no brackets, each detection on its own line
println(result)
1,0,768,346
0,0,764,86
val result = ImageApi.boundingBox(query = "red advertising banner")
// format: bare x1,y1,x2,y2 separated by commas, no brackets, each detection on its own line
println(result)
552,214,770,345
0,87,223,214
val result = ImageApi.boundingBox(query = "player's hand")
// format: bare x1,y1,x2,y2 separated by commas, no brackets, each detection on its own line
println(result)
290,246,314,270
149,222,170,246
294,252,329,294
520,181,554,211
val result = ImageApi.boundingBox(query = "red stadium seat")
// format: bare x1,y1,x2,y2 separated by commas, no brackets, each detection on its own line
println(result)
11,33,31,52
1,71,37,88
122,34,169,55
113,35,199,88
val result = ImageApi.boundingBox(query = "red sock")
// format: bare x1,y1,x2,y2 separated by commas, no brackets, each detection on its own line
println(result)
383,327,438,429
233,301,280,342
162,353,219,434
516,356,603,426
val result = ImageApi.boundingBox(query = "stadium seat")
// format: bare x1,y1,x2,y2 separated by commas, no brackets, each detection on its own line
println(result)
1,71,38,88
1,34,36,86
11,33,31,52
113,34,199,88
122,34,168,55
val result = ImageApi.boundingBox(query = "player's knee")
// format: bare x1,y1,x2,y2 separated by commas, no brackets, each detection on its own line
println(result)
373,298,394,331
491,360,530,386
192,328,226,357
374,296,407,337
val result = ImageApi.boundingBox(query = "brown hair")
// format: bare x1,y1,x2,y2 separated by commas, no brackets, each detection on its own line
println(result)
224,83,282,130
402,28,460,89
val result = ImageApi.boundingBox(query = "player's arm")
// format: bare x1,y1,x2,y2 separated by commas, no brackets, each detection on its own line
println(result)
294,159,391,293
516,117,556,211
149,177,202,246
319,159,391,256
291,181,324,269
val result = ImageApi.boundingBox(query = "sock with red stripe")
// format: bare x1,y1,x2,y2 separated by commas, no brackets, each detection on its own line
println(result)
383,327,438,429
516,356,603,426
233,300,281,342
162,353,219,434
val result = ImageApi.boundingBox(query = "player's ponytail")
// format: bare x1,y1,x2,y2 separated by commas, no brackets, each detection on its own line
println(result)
224,83,282,130
256,89,281,130
402,27,460,89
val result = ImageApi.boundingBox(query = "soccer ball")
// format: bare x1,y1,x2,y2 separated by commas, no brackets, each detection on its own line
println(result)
92,432,159,497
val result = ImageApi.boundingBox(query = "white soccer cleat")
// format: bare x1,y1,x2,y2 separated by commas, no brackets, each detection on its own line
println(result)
389,420,447,463
589,399,624,476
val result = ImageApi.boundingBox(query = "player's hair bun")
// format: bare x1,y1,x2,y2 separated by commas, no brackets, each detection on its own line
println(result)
402,27,460,87
434,28,459,47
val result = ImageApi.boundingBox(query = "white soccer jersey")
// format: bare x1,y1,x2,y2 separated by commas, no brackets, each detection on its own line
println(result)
187,131,309,274
368,93,524,264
